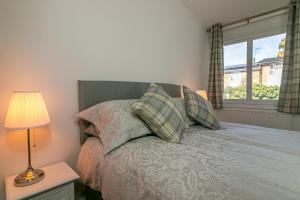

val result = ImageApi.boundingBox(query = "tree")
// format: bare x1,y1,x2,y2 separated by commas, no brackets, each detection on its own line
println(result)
252,84,279,100
224,84,279,100
277,38,286,58
224,85,246,99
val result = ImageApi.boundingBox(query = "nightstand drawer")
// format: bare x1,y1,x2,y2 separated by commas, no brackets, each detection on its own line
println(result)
30,188,66,200
28,183,74,200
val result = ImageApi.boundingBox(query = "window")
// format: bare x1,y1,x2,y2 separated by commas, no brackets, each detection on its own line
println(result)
224,42,247,99
223,33,286,102
252,34,285,100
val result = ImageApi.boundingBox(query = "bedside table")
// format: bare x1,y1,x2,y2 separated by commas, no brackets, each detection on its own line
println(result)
5,162,79,200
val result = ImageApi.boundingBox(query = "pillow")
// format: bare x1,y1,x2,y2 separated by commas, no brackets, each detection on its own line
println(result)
76,99,152,155
131,83,184,143
84,125,100,138
83,99,193,138
183,86,221,130
173,98,196,127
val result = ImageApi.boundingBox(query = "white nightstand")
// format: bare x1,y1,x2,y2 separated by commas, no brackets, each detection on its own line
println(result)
5,162,79,200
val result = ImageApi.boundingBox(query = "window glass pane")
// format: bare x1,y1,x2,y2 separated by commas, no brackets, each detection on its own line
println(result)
252,33,286,100
224,42,247,99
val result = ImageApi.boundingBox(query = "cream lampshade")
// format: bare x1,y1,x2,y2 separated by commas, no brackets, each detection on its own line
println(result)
5,92,50,129
196,90,208,100
4,91,50,187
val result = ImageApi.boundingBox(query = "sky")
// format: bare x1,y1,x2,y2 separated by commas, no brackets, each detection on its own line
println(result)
224,33,286,68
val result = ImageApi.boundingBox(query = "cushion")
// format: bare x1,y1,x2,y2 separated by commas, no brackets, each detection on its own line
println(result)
183,86,220,130
76,99,152,155
83,99,193,138
131,83,184,143
84,125,100,138
173,98,196,127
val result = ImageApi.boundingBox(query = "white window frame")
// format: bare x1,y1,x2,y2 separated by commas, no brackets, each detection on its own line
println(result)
223,29,286,109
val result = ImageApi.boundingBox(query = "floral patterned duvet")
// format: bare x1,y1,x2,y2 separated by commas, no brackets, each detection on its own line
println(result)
76,122,300,200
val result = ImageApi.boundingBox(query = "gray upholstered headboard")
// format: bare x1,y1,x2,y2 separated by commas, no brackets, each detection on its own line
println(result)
78,80,182,145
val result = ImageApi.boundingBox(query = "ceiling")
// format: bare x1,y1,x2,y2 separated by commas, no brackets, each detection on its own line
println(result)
181,0,289,27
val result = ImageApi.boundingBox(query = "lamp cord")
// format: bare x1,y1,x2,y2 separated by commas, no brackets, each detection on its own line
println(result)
33,129,36,147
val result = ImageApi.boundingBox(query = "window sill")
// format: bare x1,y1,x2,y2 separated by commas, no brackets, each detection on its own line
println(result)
223,100,278,111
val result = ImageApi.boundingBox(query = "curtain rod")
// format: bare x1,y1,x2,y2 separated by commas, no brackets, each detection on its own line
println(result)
207,2,296,32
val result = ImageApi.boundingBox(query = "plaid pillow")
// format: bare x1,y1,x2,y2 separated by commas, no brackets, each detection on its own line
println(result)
183,86,220,130
131,83,184,143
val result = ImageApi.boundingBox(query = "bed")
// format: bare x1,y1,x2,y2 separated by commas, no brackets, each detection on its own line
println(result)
76,81,300,200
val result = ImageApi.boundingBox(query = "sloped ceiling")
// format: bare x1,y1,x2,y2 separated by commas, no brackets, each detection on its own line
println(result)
181,0,289,27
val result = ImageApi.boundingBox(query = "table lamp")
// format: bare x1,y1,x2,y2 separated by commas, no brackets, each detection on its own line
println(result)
196,90,208,100
4,91,50,187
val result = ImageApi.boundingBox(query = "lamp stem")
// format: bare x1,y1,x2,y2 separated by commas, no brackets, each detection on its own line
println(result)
14,128,45,186
27,129,32,169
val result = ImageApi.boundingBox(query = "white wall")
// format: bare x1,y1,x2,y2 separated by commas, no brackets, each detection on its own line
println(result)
217,13,300,132
0,1,208,199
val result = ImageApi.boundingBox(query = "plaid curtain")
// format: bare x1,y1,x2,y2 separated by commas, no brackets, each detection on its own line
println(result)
208,24,224,109
278,0,300,113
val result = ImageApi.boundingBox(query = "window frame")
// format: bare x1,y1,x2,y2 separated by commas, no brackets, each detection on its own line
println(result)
223,30,286,109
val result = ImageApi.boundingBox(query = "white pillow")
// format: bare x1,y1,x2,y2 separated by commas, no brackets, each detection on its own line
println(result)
76,99,152,155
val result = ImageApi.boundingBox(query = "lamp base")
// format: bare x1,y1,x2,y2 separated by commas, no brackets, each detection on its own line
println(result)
14,167,45,187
